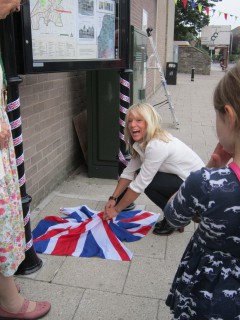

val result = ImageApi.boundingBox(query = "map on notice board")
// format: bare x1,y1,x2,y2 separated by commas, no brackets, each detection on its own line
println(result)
30,0,116,61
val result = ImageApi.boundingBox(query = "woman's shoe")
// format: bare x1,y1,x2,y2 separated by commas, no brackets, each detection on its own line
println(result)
153,218,184,236
0,299,51,319
153,218,167,230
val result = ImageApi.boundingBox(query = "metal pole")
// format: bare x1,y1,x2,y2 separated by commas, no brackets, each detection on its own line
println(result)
0,14,42,275
118,70,131,175
230,32,233,57
191,67,195,81
117,69,135,210
226,45,229,69
116,0,135,210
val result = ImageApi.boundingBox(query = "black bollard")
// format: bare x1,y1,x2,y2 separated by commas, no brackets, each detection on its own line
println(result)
191,67,195,81
0,15,42,275
117,69,135,211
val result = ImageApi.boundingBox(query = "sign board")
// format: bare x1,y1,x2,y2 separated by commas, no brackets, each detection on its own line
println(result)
14,0,130,73
201,25,231,46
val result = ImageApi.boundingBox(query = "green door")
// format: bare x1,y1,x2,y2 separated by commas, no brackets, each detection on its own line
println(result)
87,69,120,179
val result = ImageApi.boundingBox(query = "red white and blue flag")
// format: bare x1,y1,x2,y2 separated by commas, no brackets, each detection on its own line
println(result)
32,205,158,261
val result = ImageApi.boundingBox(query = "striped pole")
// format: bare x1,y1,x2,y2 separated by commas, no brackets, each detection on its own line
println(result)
1,15,42,275
116,69,135,210
118,71,131,173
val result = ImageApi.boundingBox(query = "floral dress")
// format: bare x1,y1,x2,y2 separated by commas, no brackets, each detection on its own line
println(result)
0,62,25,277
165,164,240,320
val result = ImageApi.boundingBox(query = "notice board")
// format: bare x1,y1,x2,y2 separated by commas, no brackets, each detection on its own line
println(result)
14,0,130,73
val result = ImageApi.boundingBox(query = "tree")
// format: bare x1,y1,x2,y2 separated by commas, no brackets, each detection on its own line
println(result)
232,34,240,54
174,0,214,41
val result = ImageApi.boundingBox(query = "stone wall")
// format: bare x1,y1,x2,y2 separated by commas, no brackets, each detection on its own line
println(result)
178,46,211,75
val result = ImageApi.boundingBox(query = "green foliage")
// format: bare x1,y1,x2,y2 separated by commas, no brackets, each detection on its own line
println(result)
229,54,240,62
197,46,209,55
174,0,214,41
211,54,240,63
232,35,240,54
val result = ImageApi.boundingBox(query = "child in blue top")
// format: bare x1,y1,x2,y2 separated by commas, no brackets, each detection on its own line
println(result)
165,62,240,319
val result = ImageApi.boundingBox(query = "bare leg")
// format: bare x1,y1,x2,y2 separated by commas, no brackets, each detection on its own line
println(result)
0,273,36,313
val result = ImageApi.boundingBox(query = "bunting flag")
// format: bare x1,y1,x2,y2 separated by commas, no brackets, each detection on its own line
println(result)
178,0,240,23
182,0,188,9
32,205,159,261
191,0,196,10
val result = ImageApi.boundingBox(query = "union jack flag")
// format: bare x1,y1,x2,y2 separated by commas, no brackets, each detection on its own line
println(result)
32,205,159,261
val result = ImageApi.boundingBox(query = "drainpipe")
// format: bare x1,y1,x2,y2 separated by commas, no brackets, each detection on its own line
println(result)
154,0,160,93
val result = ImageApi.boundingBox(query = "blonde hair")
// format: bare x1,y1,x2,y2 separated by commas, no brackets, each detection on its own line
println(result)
124,103,170,157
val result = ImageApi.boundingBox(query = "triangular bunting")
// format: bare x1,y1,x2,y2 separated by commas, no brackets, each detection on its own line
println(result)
198,4,202,13
182,0,188,9
173,0,240,23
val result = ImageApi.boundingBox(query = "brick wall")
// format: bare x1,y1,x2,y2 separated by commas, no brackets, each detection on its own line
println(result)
178,47,211,75
19,71,86,208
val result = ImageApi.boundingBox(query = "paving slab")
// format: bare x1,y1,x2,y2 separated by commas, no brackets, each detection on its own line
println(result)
52,256,130,293
15,66,227,320
123,256,179,300
74,289,159,320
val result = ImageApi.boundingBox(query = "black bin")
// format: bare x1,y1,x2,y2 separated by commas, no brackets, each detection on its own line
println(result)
165,62,178,85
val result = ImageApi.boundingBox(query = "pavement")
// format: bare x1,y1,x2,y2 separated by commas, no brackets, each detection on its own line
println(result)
16,63,227,320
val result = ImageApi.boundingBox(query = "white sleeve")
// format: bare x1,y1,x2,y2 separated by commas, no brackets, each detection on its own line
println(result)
120,156,142,181
129,140,168,193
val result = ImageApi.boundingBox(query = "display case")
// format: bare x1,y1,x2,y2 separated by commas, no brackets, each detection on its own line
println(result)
13,0,130,73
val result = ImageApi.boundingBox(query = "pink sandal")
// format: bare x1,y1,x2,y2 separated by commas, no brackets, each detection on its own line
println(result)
0,298,51,319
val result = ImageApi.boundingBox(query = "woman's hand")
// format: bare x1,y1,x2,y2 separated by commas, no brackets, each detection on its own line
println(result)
103,205,119,221
0,0,21,19
105,199,116,210
0,122,10,149
206,143,232,168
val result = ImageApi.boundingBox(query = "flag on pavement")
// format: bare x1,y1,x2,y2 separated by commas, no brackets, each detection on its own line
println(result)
32,205,159,261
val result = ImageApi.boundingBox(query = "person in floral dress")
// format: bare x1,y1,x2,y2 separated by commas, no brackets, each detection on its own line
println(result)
0,1,51,319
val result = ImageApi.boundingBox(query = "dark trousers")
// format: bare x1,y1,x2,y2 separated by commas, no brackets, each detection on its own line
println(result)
144,172,183,211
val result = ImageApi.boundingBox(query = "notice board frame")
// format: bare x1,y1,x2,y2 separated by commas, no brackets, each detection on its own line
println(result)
14,0,130,74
